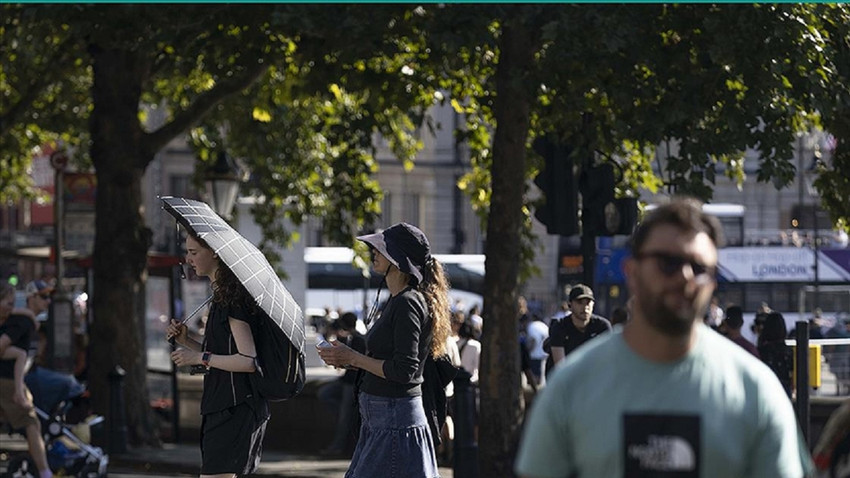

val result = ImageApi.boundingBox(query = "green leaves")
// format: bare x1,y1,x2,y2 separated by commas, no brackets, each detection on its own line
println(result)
2,3,849,230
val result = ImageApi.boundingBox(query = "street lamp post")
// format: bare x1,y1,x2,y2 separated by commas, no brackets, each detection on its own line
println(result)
203,151,243,219
48,151,75,373
167,151,244,443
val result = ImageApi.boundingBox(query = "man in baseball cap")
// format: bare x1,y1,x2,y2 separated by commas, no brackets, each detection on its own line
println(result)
24,280,52,322
545,284,611,375
568,284,594,302
25,280,52,298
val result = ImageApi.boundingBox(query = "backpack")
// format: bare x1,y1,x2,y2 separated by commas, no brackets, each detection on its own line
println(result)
421,353,461,447
249,312,306,401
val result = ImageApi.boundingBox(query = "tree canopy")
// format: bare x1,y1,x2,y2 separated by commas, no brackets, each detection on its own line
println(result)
3,4,849,474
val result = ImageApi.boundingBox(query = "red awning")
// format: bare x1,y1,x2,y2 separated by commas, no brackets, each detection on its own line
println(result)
75,252,181,270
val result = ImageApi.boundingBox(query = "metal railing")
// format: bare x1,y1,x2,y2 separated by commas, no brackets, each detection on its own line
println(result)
785,330,850,445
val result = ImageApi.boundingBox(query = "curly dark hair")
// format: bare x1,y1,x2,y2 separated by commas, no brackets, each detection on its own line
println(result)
213,264,259,313
185,229,258,314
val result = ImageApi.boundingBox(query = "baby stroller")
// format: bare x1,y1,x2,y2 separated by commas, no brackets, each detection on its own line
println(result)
2,366,108,478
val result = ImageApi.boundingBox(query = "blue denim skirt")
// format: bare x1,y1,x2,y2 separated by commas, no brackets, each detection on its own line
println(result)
345,392,440,478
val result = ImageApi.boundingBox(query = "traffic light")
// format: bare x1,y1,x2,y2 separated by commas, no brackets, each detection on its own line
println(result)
580,163,615,236
604,197,639,236
532,137,579,236
581,164,638,236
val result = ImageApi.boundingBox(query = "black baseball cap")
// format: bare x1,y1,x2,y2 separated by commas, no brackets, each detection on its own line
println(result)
569,284,594,302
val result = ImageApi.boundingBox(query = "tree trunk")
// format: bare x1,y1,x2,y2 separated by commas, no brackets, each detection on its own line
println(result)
479,13,535,478
87,45,160,447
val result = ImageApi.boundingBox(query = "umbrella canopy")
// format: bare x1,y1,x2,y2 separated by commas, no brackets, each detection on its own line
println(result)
160,196,305,353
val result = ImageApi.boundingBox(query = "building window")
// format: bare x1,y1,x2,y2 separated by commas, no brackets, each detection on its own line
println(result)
404,193,420,226
169,175,193,199
380,193,393,229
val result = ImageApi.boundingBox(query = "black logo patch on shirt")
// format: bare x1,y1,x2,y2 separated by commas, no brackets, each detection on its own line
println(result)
623,414,700,477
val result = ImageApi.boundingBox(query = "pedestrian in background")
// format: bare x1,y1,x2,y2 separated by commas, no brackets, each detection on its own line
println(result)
318,312,366,456
456,319,481,386
724,305,760,358
758,311,794,398
437,332,461,466
525,314,549,385
317,222,450,478
544,284,611,377
517,297,539,393
455,318,481,442
0,282,53,478
610,306,629,332
167,230,269,478
24,280,52,323
466,304,483,340
752,302,771,344
705,296,724,330
516,197,812,478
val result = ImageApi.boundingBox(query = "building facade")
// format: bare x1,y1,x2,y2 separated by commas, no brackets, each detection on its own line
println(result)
2,108,842,321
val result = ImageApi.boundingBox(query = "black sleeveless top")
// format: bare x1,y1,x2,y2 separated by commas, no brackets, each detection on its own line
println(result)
200,301,262,414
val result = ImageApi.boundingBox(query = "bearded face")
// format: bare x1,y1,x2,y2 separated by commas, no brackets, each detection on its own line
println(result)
626,225,717,337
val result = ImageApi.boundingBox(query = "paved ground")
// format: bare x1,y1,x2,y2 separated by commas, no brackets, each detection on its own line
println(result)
2,328,456,477
0,434,453,478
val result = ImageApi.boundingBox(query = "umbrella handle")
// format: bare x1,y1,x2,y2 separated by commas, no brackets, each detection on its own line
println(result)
167,295,212,345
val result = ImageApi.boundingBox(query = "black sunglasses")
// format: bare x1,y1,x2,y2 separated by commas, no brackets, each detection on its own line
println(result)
633,251,715,279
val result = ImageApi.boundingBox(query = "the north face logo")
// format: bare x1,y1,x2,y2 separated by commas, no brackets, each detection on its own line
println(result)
627,435,696,471
624,414,700,477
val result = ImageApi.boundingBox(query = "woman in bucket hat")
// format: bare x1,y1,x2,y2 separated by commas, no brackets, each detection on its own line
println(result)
318,222,451,478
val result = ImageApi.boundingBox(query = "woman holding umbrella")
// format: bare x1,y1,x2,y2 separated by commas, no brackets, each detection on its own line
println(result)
318,222,451,478
167,230,270,478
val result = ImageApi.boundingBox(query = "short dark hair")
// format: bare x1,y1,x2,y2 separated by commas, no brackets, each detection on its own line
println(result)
725,305,744,328
611,307,629,326
458,320,476,340
339,312,358,332
629,197,724,255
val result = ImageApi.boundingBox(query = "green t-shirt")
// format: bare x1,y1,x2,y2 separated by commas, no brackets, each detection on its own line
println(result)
515,324,813,478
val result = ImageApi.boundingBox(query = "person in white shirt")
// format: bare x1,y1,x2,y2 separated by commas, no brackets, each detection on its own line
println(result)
525,314,549,385
456,319,481,385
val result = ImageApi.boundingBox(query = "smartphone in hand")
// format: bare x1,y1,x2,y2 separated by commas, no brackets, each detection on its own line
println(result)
317,339,332,348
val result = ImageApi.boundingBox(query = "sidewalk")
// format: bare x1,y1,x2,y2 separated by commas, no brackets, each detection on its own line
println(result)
1,435,454,477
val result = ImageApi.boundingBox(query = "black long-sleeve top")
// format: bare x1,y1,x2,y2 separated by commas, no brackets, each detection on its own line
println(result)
360,287,433,398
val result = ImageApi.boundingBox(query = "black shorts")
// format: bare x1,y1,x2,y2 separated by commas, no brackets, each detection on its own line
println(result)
200,399,269,475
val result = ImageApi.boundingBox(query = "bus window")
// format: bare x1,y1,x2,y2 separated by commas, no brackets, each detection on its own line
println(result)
304,247,485,317
647,202,744,247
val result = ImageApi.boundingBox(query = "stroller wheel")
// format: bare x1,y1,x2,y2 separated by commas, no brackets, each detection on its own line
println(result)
76,462,105,478
5,455,37,478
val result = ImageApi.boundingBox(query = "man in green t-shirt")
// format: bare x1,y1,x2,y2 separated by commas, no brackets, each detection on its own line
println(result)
516,197,813,478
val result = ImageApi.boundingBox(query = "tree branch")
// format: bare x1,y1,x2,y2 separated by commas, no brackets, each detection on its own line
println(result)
144,58,269,159
0,37,79,137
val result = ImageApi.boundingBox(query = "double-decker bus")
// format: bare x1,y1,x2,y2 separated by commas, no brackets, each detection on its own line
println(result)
592,203,849,342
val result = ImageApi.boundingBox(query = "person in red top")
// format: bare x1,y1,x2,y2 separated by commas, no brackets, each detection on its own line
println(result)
723,305,760,358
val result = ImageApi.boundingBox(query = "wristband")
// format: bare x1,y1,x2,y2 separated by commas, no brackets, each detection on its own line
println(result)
202,351,212,369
